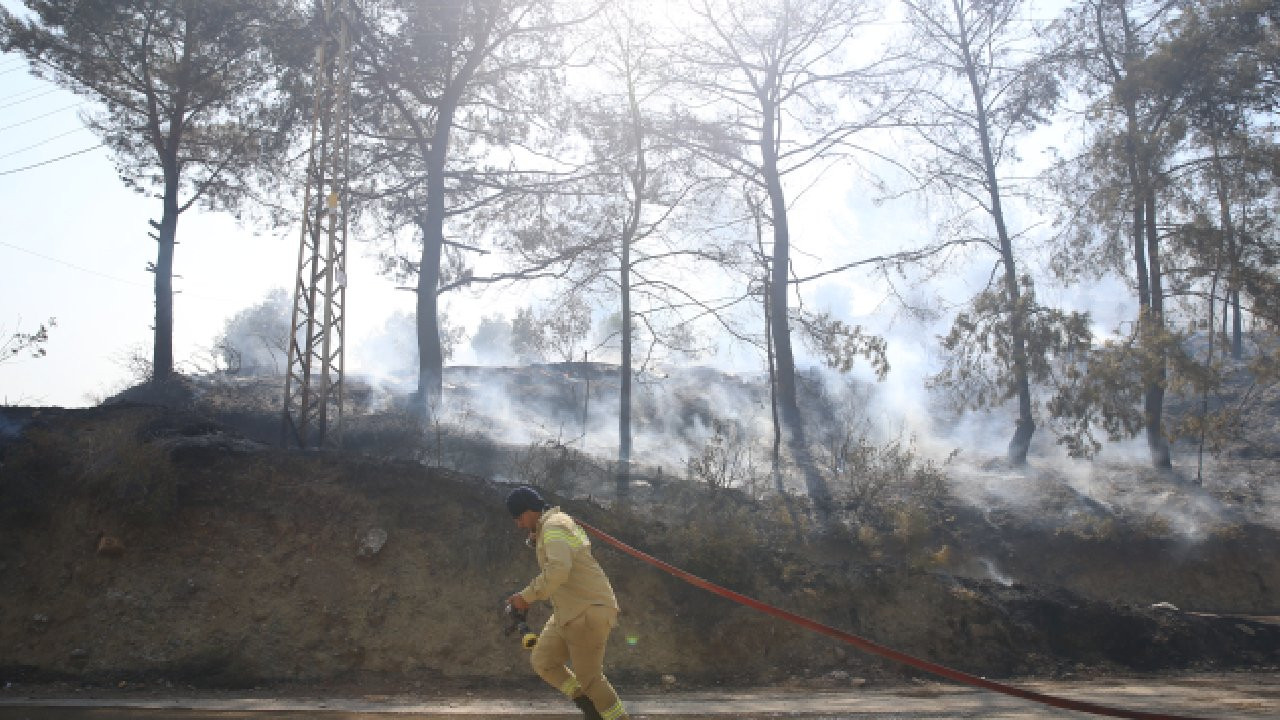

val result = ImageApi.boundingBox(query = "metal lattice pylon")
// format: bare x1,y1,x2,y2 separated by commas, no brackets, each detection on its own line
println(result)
282,0,354,449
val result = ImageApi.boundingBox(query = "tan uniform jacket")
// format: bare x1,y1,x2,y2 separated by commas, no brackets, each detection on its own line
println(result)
519,507,618,623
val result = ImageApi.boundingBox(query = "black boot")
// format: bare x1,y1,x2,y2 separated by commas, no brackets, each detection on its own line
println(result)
573,695,604,720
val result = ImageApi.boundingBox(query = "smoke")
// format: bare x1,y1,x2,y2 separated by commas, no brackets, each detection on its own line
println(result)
215,288,291,377
789,311,1275,538
351,310,420,397
426,363,777,479
333,246,1278,539
932,431,1265,539
980,558,1015,586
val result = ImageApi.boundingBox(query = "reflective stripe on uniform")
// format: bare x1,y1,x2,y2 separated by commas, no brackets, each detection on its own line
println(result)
542,526,588,548
601,700,626,720
559,677,582,697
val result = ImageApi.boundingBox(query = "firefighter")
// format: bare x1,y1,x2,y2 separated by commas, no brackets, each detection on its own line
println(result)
506,485,631,720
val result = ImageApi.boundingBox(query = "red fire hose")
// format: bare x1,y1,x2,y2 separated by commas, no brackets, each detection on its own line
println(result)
577,520,1216,720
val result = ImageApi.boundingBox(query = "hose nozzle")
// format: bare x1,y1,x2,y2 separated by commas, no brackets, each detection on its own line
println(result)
502,601,538,650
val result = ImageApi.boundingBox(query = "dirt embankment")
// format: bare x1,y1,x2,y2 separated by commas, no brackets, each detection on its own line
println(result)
0,404,1277,692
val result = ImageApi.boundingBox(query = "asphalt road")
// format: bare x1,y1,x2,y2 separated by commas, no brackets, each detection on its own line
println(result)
1,673,1277,719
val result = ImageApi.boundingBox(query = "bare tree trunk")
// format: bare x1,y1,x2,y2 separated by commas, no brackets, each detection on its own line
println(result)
1143,190,1172,469
1196,137,1237,481
1104,0,1170,469
1123,125,1151,308
1222,292,1230,336
766,293,783,498
759,239,784,497
617,66,644,503
415,105,452,419
405,2,490,421
749,196,789,504
1197,229,1225,485
618,250,632,499
954,0,1033,464
1231,288,1243,360
760,94,834,523
1210,136,1244,363
152,168,180,382
1117,88,1165,467
415,226,443,418
757,218,802,533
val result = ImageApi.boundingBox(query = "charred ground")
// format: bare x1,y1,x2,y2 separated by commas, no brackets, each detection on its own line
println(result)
0,365,1278,695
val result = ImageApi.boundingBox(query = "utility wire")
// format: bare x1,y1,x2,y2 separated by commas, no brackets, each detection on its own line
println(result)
0,87,59,109
0,85,52,105
0,238,246,304
0,101,84,132
0,238,151,290
0,127,89,160
0,144,102,176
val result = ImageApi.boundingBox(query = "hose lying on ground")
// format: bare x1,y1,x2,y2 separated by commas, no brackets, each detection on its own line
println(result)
578,520,1215,720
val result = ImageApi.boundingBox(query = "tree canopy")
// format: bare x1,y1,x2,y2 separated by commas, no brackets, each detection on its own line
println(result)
8,0,1280,498
2,0,299,381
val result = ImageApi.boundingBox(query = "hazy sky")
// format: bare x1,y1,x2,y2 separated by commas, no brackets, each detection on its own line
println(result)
0,47,911,408
0,0,1135,424
0,45,416,406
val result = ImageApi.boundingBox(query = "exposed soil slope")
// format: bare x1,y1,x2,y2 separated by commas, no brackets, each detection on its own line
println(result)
1,400,1277,692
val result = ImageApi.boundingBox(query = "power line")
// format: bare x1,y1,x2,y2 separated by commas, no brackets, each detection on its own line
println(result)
0,85,54,105
0,127,90,160
0,144,103,176
0,101,85,132
0,238,150,290
0,238,247,304
0,87,59,109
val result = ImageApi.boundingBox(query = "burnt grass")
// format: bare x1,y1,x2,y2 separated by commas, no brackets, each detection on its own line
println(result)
0,368,1278,693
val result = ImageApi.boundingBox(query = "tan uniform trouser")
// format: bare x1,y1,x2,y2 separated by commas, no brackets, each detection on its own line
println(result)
531,604,627,720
